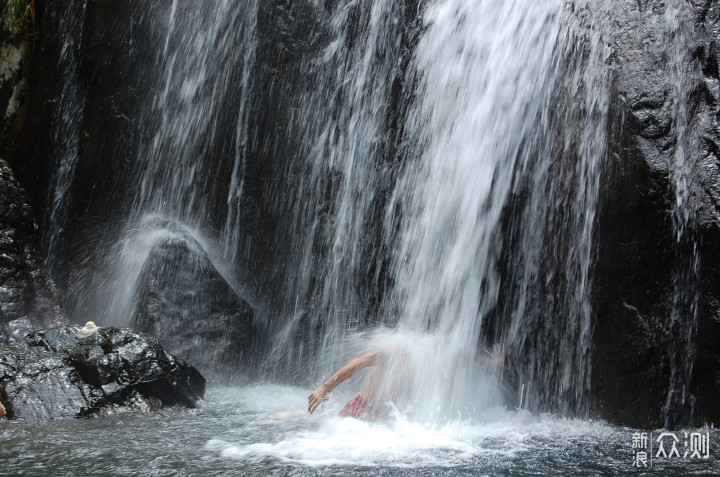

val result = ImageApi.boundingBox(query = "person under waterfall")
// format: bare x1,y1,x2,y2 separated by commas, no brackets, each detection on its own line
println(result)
305,343,506,420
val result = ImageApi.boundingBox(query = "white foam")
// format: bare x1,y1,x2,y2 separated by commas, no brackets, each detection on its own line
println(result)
204,384,618,468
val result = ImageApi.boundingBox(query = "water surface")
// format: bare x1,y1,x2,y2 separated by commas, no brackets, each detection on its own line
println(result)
2,385,717,476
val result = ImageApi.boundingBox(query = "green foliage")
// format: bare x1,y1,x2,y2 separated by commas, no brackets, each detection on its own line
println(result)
4,0,35,39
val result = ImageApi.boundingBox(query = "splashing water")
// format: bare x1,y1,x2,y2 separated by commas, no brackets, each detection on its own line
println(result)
74,215,241,328
3,386,719,475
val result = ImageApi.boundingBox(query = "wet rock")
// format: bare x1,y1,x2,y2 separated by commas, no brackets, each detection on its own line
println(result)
0,158,63,343
0,326,205,421
132,229,255,381
592,0,720,428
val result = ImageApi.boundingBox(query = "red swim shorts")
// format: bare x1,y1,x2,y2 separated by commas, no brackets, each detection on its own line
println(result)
339,394,371,419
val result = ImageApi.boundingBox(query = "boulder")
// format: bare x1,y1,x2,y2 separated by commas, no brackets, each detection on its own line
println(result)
0,325,205,421
0,158,63,343
132,230,255,381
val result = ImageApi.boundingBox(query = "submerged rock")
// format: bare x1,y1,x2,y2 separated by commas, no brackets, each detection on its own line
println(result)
132,230,255,381
0,326,205,421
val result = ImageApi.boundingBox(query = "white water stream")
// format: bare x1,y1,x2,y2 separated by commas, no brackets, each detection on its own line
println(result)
268,0,612,422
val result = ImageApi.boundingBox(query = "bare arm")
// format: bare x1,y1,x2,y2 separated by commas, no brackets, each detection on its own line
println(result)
308,350,383,413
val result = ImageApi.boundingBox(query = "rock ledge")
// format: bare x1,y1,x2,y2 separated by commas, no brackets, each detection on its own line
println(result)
0,326,205,421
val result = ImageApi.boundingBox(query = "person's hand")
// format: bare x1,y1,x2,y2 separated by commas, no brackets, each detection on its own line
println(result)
0,403,5,419
308,385,329,413
491,343,506,369
475,343,507,369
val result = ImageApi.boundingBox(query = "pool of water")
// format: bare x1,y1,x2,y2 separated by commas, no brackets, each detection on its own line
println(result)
1,385,717,476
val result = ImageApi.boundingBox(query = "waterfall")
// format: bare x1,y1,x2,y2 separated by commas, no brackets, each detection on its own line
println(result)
12,0,719,434
663,0,700,428
496,2,613,415
267,0,612,420
263,0,409,380
70,0,259,329
43,0,88,277
38,0,622,419
381,0,612,420
380,0,568,420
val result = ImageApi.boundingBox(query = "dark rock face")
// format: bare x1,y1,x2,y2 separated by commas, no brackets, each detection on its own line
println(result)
0,159,63,343
593,0,720,428
132,230,255,381
0,326,205,421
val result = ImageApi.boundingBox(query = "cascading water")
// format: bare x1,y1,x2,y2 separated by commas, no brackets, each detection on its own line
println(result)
663,0,701,428
72,0,259,331
383,0,580,421
37,0,617,420
268,0,612,422
129,0,257,228
263,0,409,380
495,2,614,415
43,0,88,278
